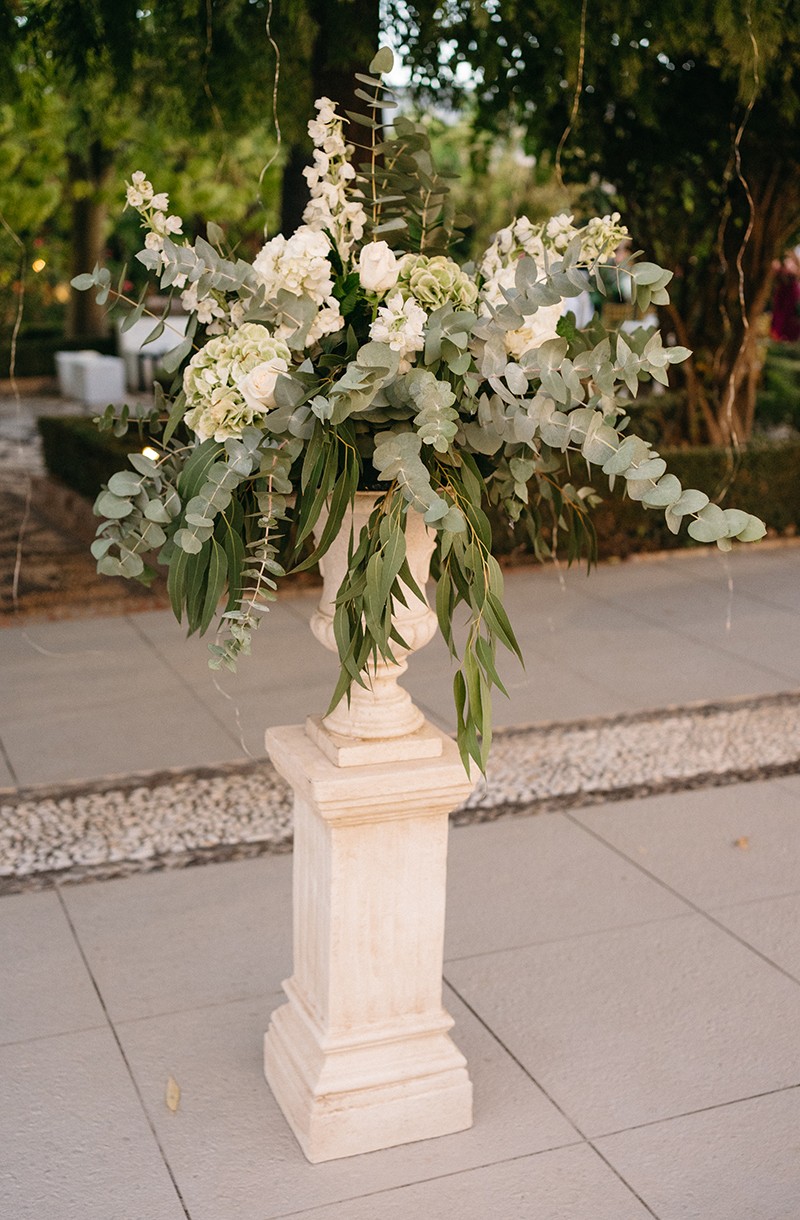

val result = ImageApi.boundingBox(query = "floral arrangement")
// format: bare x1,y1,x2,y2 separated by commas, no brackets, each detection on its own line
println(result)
74,48,766,771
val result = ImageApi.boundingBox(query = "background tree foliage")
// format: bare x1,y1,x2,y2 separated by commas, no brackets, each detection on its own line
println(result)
391,0,800,444
2,0,799,447
0,0,282,337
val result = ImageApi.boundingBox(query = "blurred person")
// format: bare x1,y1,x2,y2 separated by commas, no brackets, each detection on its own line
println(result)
769,251,800,342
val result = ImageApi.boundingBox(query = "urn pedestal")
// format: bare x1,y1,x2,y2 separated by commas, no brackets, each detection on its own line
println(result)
263,495,475,1163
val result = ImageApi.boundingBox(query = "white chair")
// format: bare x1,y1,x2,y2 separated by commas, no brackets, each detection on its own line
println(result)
116,315,189,391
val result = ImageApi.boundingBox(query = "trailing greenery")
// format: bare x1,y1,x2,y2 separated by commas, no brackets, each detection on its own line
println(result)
593,440,800,557
41,416,799,561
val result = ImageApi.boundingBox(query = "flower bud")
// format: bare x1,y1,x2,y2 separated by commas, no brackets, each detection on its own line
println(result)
358,241,400,294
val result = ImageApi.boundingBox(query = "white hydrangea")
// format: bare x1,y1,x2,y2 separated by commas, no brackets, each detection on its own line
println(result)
369,291,427,373
306,301,344,345
301,97,367,260
253,225,345,346
253,227,335,308
183,323,292,441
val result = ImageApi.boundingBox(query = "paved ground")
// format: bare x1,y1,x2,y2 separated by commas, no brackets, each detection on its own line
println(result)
2,389,800,1216
2,544,798,789
3,775,800,1219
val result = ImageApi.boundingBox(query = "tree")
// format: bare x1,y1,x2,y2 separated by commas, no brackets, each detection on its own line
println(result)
0,0,284,337
269,0,381,234
391,0,800,444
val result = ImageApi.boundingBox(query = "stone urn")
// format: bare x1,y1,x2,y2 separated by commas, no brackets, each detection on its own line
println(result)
305,491,445,764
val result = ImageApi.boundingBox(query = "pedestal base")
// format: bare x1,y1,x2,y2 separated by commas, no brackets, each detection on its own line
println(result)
305,713,443,767
264,986,472,1163
264,722,476,1163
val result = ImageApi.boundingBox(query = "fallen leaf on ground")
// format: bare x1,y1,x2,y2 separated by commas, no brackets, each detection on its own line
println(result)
165,1076,181,1112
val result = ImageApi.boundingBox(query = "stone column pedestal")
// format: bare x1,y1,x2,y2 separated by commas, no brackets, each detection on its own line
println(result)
263,722,475,1163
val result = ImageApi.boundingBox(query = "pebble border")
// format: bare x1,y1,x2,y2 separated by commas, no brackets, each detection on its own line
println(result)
2,690,799,892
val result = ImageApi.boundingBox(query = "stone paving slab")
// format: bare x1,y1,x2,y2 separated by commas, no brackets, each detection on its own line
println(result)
445,913,800,1137
0,1025,187,1220
594,1087,800,1220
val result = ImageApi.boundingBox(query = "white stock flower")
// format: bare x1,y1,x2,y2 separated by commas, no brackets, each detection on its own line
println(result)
181,282,226,327
301,95,367,259
150,192,169,211
130,171,153,199
545,213,577,251
150,211,183,237
126,187,144,208
369,292,427,372
580,213,629,262
196,297,224,326
358,241,399,294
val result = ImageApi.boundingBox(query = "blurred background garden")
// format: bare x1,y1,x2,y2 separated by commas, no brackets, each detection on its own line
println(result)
1,0,800,616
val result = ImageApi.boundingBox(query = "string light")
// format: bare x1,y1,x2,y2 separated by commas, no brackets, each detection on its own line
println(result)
32,258,46,273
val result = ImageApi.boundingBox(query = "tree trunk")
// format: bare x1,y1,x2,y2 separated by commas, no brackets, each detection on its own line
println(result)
278,0,381,234
280,143,313,238
66,193,109,339
65,146,114,340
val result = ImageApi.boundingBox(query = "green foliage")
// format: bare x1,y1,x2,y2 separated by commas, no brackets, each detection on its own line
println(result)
391,0,800,443
586,440,800,558
343,54,469,255
756,343,800,433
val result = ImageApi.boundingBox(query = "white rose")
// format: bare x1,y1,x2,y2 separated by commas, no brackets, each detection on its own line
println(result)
358,241,399,294
237,357,289,412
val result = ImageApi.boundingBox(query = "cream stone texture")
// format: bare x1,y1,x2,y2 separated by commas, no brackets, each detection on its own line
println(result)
263,724,475,1162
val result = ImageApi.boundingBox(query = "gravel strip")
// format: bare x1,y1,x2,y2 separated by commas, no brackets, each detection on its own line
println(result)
2,691,799,892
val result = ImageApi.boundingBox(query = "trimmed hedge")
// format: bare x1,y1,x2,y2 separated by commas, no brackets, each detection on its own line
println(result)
489,439,799,561
37,415,152,503
38,414,799,559
590,440,800,558
757,341,800,433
